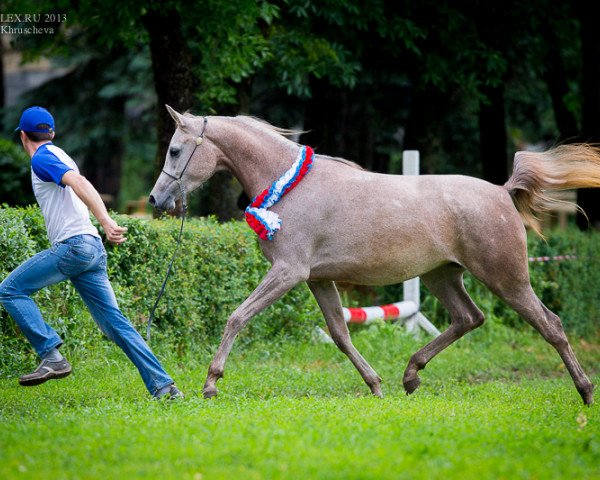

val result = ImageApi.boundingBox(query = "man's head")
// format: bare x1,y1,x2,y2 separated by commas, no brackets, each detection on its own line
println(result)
15,106,56,143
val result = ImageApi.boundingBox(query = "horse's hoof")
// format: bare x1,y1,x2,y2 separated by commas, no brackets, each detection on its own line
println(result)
371,385,384,398
578,383,595,405
203,388,218,399
582,392,594,406
403,376,421,395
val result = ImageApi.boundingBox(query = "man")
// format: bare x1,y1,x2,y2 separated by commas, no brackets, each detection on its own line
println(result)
0,106,182,399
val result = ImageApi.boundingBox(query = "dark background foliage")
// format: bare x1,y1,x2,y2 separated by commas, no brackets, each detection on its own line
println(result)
1,0,599,227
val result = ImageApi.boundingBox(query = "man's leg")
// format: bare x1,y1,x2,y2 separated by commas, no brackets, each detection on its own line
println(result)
0,246,69,357
71,257,177,397
0,245,73,385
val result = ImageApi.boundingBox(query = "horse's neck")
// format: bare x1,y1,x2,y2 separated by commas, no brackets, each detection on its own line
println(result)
210,118,299,198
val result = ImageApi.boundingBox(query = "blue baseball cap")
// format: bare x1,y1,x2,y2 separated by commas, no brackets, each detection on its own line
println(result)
15,106,55,133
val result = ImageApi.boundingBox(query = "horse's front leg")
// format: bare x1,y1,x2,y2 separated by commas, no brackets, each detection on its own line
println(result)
203,263,307,398
308,280,382,397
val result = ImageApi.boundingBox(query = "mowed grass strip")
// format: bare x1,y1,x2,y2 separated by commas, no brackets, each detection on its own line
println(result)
0,323,598,480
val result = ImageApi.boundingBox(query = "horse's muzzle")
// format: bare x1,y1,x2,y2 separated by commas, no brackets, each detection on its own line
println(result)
148,191,177,212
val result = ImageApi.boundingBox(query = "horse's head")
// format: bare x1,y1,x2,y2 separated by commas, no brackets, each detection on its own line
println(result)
149,105,223,211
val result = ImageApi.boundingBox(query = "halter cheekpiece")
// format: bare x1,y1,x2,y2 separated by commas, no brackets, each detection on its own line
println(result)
245,145,314,240
161,116,208,184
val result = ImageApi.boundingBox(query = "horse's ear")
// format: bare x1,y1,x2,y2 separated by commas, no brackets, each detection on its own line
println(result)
165,104,185,128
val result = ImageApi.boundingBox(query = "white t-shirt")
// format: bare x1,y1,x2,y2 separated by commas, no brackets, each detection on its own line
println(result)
31,143,100,244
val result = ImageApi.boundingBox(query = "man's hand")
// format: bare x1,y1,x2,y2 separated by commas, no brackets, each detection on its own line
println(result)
101,217,128,244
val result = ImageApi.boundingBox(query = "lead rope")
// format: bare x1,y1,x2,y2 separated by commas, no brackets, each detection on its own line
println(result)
146,182,187,343
146,117,207,343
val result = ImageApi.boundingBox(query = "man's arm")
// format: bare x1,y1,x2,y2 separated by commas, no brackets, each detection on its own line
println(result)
61,171,127,244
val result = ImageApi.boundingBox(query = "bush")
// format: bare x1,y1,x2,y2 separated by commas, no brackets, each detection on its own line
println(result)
0,206,320,370
0,139,36,206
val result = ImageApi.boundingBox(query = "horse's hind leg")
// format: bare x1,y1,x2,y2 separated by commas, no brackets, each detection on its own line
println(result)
479,279,594,405
462,229,594,406
403,263,485,394
308,280,383,397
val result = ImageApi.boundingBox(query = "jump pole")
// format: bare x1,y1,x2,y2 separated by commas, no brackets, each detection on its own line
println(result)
400,151,440,337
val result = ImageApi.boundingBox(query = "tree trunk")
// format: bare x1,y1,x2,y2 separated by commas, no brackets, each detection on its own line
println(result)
81,96,126,210
0,38,5,130
543,47,579,141
478,84,508,185
301,77,344,157
141,8,196,182
577,2,600,230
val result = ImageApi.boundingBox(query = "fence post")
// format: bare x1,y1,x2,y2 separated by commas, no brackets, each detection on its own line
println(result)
402,151,441,337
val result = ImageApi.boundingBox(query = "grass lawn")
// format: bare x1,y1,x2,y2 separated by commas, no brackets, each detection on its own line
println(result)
1,322,598,479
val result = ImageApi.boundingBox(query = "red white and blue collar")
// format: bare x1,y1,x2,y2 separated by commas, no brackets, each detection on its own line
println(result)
245,145,314,240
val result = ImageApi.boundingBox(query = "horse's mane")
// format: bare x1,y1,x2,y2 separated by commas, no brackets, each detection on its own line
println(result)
234,115,302,144
233,115,364,170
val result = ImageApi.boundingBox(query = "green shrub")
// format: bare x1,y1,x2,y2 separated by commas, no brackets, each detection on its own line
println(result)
100,214,319,353
0,139,36,206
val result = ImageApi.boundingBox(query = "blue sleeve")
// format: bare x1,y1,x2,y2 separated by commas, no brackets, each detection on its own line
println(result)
31,152,73,187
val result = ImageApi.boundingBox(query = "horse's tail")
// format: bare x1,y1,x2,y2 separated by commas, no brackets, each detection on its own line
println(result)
503,143,600,236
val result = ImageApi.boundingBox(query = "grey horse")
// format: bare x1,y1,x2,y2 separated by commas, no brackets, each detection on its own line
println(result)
150,106,600,404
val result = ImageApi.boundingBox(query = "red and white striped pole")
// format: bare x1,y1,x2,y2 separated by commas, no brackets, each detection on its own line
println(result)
343,301,418,324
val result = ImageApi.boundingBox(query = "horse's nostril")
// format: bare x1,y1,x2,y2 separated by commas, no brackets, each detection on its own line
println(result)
148,195,156,206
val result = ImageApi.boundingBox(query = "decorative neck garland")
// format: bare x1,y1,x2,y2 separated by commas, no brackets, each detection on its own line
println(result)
245,145,314,240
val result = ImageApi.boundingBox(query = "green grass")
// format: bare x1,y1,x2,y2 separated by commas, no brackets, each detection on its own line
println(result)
1,322,599,479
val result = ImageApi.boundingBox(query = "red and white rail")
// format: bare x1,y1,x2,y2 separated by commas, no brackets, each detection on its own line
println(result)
343,301,418,324
528,255,577,263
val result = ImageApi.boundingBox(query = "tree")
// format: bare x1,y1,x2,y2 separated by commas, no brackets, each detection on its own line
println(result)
141,7,196,182
576,0,600,229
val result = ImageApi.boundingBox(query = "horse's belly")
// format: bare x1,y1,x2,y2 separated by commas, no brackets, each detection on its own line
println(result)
308,240,449,285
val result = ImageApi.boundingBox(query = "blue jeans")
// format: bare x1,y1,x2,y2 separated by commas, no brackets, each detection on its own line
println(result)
0,234,173,396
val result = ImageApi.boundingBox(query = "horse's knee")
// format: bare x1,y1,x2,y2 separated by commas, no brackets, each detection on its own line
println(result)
226,312,246,333
543,325,569,349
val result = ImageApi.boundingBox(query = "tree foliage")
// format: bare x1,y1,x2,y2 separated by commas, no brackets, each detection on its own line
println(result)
3,0,600,227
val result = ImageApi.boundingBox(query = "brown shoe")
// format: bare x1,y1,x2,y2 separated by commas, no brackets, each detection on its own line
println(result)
19,358,72,386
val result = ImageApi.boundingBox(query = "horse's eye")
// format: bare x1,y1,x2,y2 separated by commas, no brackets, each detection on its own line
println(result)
169,147,181,157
